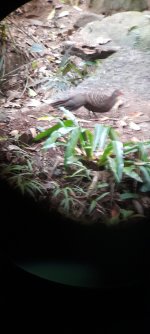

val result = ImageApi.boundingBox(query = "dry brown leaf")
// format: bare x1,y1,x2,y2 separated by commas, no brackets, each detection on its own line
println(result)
21,107,30,113
129,122,141,131
58,11,69,18
47,8,56,20
117,120,127,127
128,111,144,117
26,99,41,107
4,102,21,108
131,137,140,142
29,128,37,138
8,145,22,151
7,90,21,101
10,130,19,137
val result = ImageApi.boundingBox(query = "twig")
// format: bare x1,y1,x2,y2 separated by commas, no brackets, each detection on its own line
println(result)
6,17,38,44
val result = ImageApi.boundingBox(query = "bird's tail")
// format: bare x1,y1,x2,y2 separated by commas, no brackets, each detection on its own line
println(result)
51,98,70,108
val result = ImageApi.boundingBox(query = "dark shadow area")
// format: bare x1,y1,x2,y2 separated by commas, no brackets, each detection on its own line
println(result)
0,176,150,328
0,0,31,20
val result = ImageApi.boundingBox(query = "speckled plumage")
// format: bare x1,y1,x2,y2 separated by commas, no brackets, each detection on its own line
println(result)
51,89,123,116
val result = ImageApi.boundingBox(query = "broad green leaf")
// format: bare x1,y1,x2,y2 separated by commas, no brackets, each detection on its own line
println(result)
43,126,75,149
108,156,119,182
138,142,148,162
123,166,143,182
139,166,150,191
96,192,110,201
120,192,139,200
140,183,150,192
34,119,74,141
59,107,79,126
88,200,97,214
64,127,81,167
123,143,138,154
98,142,113,165
34,122,63,141
112,140,124,181
109,127,120,141
80,129,93,158
93,124,110,151
97,182,109,189
120,209,134,219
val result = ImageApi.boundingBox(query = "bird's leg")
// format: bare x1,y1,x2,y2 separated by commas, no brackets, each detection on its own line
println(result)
88,110,98,118
92,111,98,118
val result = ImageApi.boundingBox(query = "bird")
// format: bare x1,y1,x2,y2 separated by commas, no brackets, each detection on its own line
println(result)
50,89,123,117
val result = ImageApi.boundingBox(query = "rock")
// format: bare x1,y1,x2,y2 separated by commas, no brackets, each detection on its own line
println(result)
74,12,104,29
62,41,119,61
88,0,149,14
77,11,150,49
78,47,150,103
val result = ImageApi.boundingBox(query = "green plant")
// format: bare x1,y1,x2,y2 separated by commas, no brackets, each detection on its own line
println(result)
34,110,150,193
0,161,45,197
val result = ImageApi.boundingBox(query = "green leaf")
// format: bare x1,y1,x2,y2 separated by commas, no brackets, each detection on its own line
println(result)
81,129,93,158
64,127,81,167
109,127,120,141
97,182,109,189
139,166,150,192
43,126,75,149
112,140,124,181
98,142,113,165
34,123,63,141
120,209,134,219
120,192,139,200
108,156,119,182
123,166,143,182
96,192,110,201
59,108,79,126
123,143,138,155
88,200,97,214
107,141,124,183
93,124,109,151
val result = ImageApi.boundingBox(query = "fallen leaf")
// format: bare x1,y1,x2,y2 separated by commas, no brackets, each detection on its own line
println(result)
7,90,21,101
47,8,55,20
100,116,109,121
129,122,141,131
37,116,54,121
131,137,140,142
58,11,69,18
19,132,33,144
128,112,144,117
96,37,111,45
73,6,82,11
28,114,38,119
26,99,41,107
4,102,21,108
0,136,8,141
28,88,37,97
29,128,37,138
117,120,127,127
111,205,120,218
26,19,44,25
10,130,19,137
8,145,22,151
21,107,30,113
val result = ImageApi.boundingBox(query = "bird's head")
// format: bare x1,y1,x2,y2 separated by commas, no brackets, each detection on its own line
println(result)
112,89,124,98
